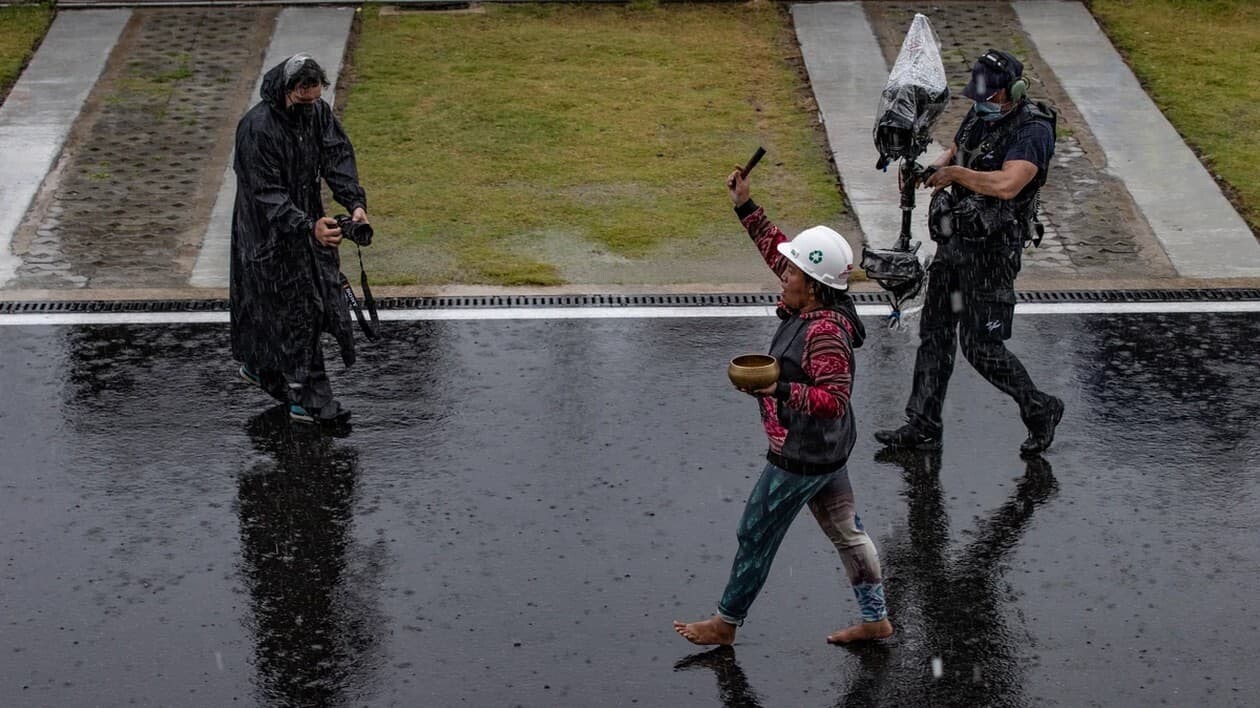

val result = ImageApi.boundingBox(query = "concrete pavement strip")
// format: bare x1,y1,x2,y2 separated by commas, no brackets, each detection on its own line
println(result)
1013,0,1260,278
190,5,357,288
0,9,130,286
3,1,1259,296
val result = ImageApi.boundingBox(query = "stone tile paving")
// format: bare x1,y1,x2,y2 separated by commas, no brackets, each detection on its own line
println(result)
8,8,274,289
4,2,1215,293
864,1,1176,279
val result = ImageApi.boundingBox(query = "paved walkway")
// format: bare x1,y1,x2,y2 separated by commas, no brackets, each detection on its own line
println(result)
860,0,1173,279
190,6,356,287
2,1,1259,294
791,2,940,263
0,9,129,286
1012,0,1260,277
8,7,274,290
793,0,1260,279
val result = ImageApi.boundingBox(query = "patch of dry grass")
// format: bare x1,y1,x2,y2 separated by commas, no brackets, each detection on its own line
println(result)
1092,0,1260,232
0,3,53,103
341,3,845,285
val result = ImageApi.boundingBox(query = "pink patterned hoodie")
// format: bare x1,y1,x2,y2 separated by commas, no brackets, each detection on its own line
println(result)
737,200,867,475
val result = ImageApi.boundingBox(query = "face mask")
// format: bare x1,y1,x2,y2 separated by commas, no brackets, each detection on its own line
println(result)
287,102,315,119
974,93,1003,122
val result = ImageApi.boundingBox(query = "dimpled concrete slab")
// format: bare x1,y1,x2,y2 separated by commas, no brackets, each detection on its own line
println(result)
794,1,1260,282
6,8,272,290
190,6,357,289
0,10,129,287
863,1,1174,279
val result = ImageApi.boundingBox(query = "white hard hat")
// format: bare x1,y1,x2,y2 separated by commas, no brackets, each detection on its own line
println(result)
776,225,854,290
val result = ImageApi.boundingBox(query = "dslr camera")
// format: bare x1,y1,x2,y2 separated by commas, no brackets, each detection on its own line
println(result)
334,214,373,247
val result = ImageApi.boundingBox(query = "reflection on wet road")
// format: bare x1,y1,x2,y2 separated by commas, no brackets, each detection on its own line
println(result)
240,407,386,705
1,314,1257,706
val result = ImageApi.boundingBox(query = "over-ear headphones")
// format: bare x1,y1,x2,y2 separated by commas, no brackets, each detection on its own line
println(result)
1009,75,1028,102
980,50,1027,102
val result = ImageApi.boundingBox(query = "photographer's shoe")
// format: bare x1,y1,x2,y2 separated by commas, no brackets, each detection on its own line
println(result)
1020,397,1064,456
289,402,352,425
239,364,262,388
874,423,942,451
314,400,352,424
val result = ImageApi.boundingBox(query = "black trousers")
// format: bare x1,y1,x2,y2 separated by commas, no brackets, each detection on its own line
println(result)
905,244,1054,435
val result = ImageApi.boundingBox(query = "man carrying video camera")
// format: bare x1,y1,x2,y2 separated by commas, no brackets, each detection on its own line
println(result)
230,53,370,425
876,49,1064,456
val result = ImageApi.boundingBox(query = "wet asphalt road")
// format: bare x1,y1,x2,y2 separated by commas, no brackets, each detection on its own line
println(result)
1,313,1258,707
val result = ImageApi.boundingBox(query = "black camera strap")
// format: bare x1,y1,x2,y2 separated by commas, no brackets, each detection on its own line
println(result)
356,245,379,335
339,246,379,342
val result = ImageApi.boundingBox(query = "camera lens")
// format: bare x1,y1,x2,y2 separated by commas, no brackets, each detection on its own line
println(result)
334,215,372,247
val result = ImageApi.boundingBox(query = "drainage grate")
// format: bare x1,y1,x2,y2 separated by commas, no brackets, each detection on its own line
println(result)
2,289,1260,314
0,299,230,314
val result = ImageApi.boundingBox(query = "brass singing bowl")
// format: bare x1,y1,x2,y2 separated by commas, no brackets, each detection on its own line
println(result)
728,354,780,390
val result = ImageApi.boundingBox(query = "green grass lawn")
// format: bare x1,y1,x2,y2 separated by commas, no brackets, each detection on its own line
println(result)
340,2,845,285
1091,0,1260,233
0,3,53,103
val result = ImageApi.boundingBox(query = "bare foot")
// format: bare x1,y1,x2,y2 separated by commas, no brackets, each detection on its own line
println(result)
826,618,893,644
673,616,737,646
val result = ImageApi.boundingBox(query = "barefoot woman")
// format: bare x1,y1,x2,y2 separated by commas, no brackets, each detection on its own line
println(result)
673,167,893,646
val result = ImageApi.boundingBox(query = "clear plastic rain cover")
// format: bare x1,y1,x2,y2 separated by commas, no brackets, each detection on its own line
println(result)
873,13,949,166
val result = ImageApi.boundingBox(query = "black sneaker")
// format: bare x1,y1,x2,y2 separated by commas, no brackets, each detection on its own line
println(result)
313,400,352,424
1020,396,1064,456
289,402,352,429
288,403,315,424
874,423,942,451
239,364,262,388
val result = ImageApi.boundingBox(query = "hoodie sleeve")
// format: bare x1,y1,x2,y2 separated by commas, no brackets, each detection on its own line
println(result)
319,109,367,214
236,119,314,240
776,317,853,419
735,200,788,279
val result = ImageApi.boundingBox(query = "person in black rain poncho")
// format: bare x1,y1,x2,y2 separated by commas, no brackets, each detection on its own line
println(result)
230,54,369,424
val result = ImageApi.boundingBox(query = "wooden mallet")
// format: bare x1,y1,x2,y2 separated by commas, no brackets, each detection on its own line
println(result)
741,146,766,177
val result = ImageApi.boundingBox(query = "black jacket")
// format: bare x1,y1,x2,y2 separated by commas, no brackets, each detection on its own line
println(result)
229,59,366,378
946,100,1056,250
765,298,867,475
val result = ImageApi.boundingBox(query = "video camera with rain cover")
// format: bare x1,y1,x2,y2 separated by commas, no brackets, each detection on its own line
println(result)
861,13,949,319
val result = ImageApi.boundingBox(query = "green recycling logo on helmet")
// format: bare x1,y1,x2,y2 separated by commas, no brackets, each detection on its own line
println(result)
776,225,853,290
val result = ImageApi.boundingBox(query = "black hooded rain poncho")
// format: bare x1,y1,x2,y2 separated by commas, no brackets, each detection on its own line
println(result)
229,58,366,401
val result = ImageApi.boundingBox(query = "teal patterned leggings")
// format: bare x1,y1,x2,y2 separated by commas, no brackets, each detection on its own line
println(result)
717,462,886,625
